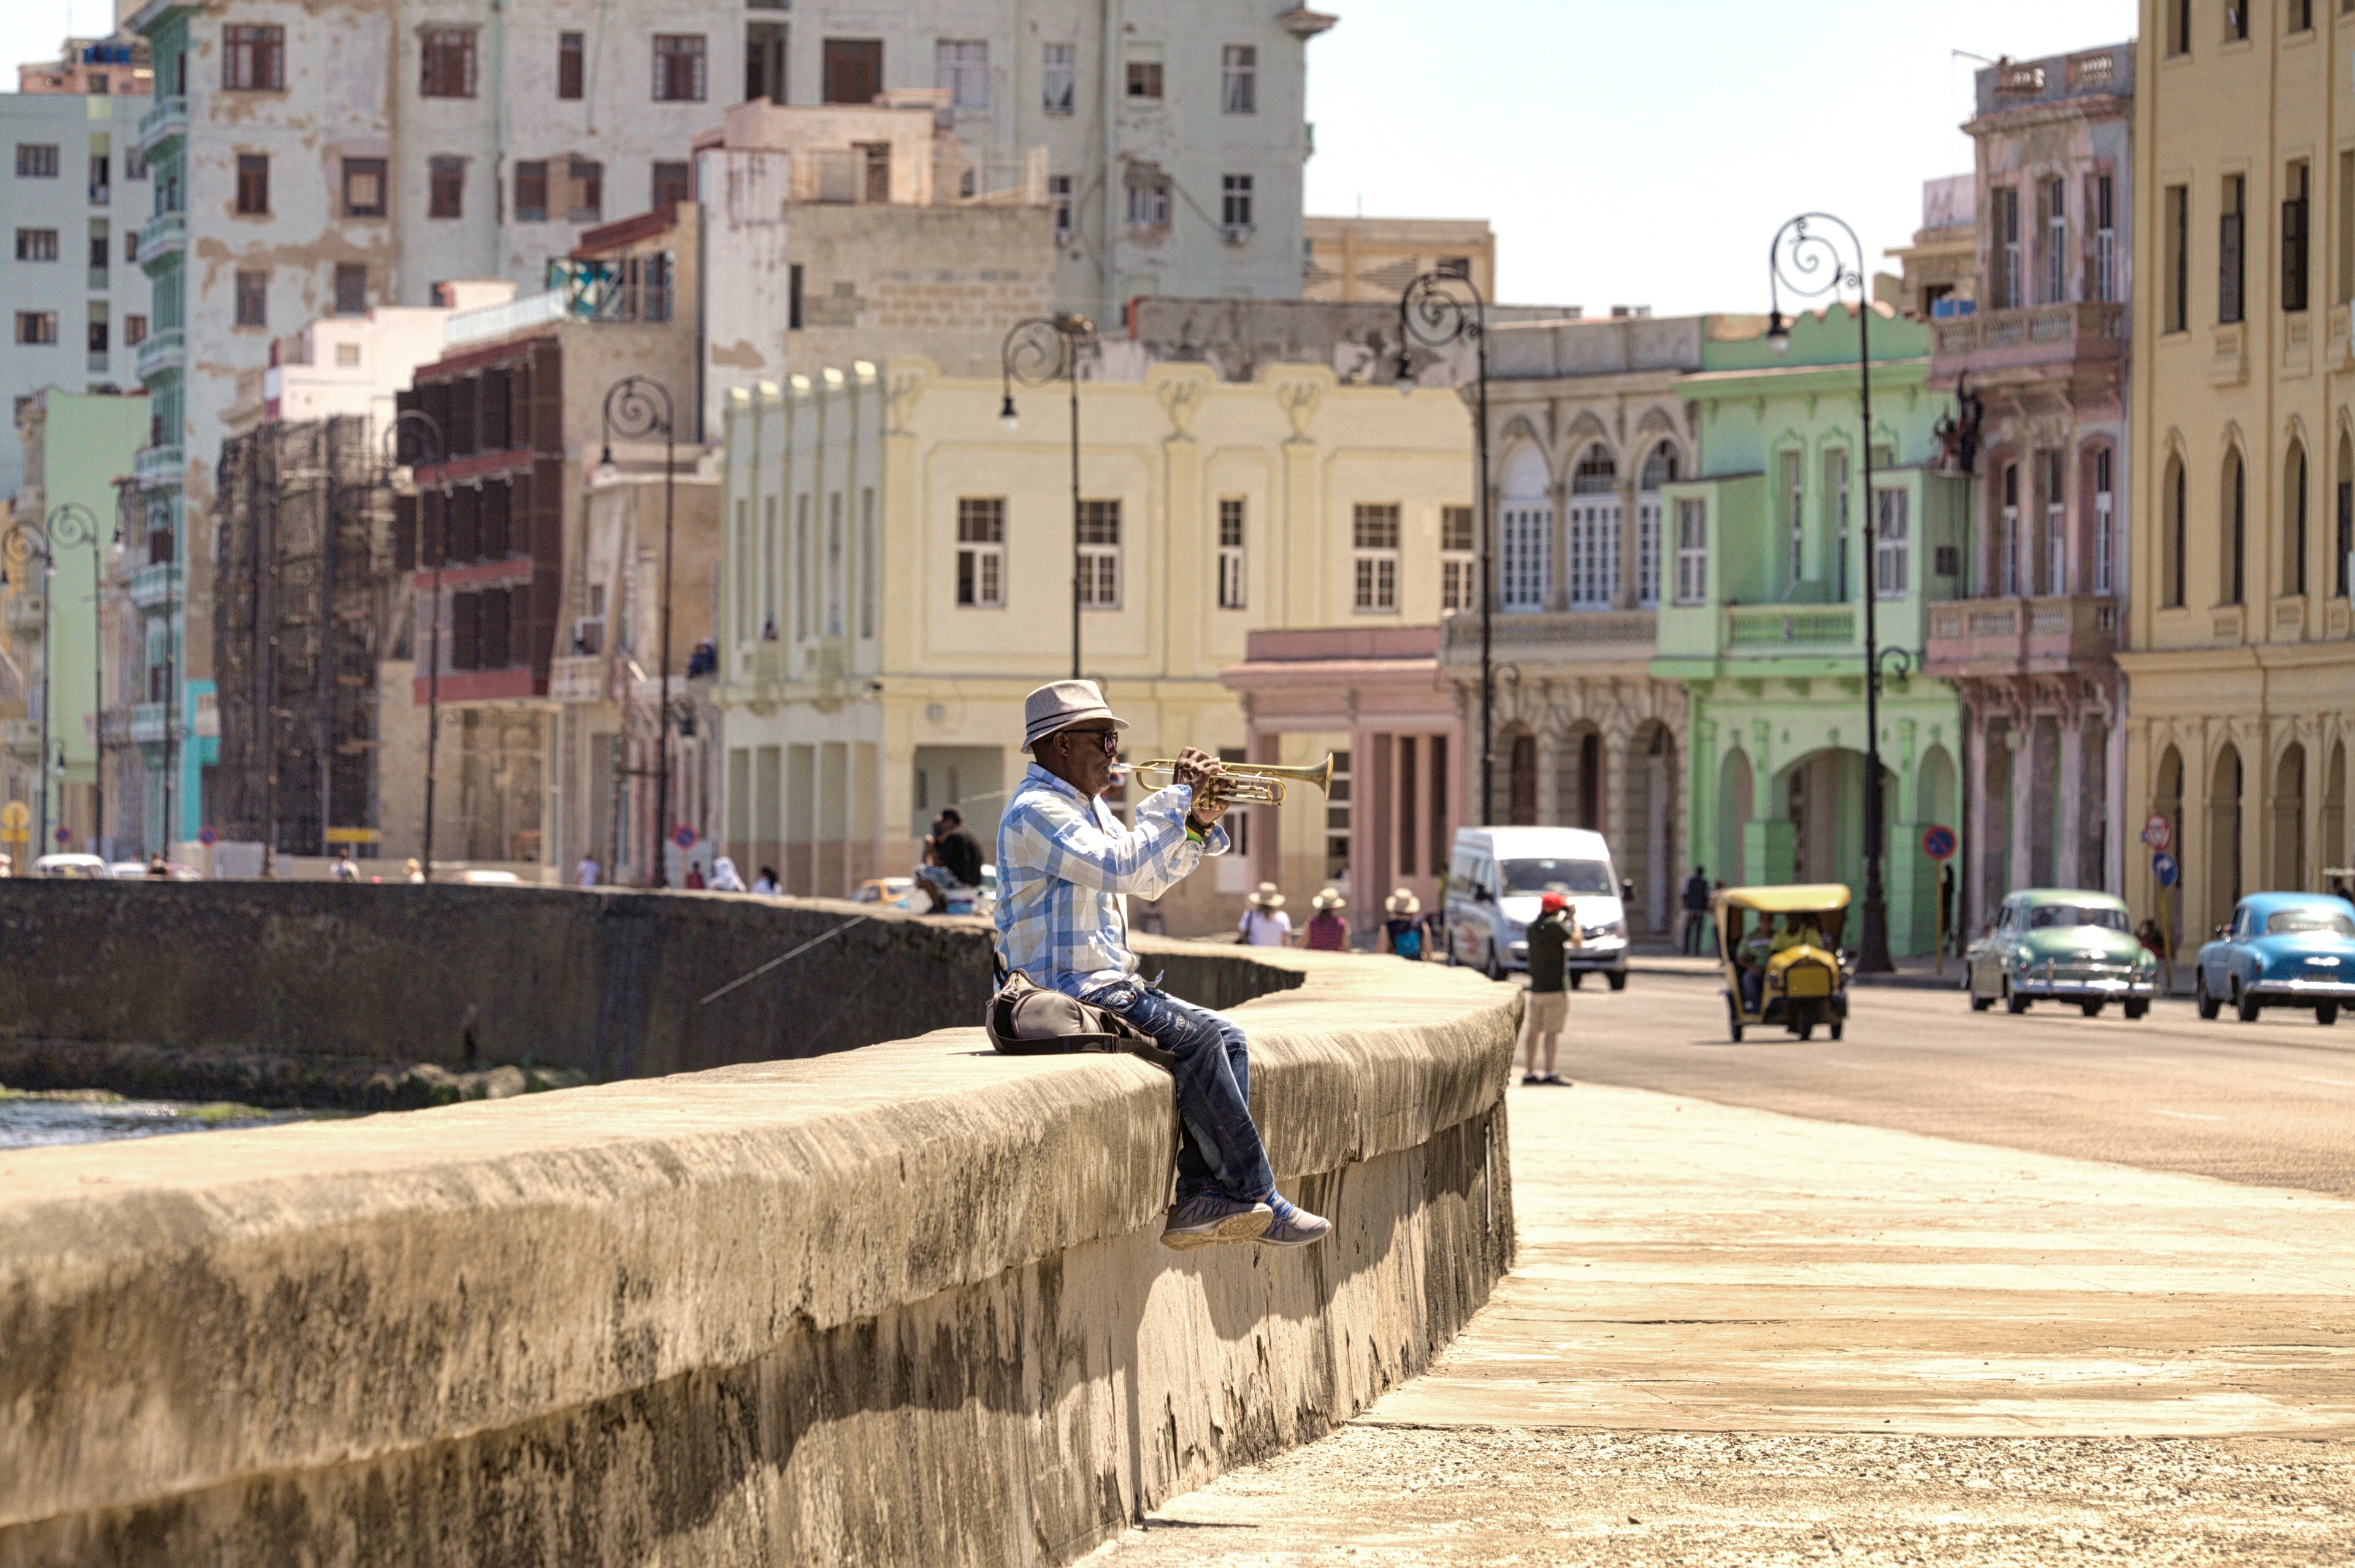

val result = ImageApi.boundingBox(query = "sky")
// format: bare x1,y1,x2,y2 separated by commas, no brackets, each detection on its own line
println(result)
5,0,2137,316
1301,0,2139,315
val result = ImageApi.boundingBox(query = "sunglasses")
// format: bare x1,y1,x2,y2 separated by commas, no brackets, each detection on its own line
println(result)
1057,727,1120,755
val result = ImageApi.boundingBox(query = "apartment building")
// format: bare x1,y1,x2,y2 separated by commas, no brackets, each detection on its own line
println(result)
1,36,154,499
1924,43,2135,928
1301,216,1497,305
2123,0,2355,947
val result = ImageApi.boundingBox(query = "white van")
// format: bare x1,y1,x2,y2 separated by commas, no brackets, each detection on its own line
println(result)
1442,825,1628,988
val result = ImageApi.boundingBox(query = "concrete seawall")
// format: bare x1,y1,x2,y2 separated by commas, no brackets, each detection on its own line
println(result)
0,883,1304,1085
0,939,1516,1565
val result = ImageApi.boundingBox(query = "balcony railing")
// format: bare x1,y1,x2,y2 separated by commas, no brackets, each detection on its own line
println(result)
134,95,186,159
135,209,185,270
1726,603,1856,650
127,562,179,611
1932,301,2127,361
1924,593,2118,674
443,289,566,351
128,702,169,744
134,324,183,382
1440,608,1657,659
3,718,42,758
132,443,183,486
4,594,45,636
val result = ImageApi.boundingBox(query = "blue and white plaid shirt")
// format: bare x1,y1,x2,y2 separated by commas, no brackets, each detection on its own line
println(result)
995,762,1229,996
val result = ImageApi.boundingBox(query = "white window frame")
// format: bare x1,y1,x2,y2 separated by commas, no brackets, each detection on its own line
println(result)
2042,175,2067,305
956,496,1005,609
1221,44,1256,113
1566,495,1620,610
1220,172,1253,234
1441,504,1477,611
2093,173,2116,303
794,494,810,640
1125,175,1170,230
1874,486,1910,600
760,495,779,639
1079,499,1120,608
1041,42,1074,115
1217,496,1246,609
2044,451,2068,596
2093,448,2115,595
1500,502,1550,611
1675,497,1709,604
1780,449,1805,586
935,39,988,112
1048,174,1073,244
1352,503,1400,612
2000,462,2021,597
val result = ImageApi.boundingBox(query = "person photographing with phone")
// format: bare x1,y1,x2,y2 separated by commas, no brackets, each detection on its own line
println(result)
995,680,1331,1252
1518,892,1584,1086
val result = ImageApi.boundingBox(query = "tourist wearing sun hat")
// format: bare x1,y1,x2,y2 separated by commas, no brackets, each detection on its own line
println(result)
1304,887,1350,951
1239,882,1292,947
994,679,1331,1252
1519,891,1585,1085
1382,887,1425,960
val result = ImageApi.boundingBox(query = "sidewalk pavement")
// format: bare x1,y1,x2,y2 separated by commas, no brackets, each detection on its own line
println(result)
1088,1080,2354,1564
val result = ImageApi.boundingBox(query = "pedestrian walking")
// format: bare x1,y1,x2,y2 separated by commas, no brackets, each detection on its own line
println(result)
1680,865,1712,955
1304,887,1350,951
1239,882,1292,947
1519,892,1582,1085
1382,888,1425,960
994,678,1328,1250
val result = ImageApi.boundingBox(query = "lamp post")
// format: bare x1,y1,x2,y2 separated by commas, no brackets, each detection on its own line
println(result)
599,376,676,889
1000,313,1095,679
1765,212,1894,973
1393,268,1492,823
44,503,110,856
1,521,55,857
381,408,449,881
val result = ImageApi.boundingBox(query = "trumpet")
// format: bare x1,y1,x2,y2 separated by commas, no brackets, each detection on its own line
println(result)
1112,753,1336,805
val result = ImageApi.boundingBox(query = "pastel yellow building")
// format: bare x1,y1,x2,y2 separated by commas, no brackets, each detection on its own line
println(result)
2123,0,2355,950
711,356,1473,933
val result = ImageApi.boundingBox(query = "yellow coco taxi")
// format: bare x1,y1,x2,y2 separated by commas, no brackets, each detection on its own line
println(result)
1715,883,1852,1042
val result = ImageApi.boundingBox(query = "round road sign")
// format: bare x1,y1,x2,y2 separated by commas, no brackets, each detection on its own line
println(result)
2142,813,2173,852
53,826,71,844
672,824,699,850
2153,851,2181,890
1921,824,1958,862
197,825,218,847
0,800,26,832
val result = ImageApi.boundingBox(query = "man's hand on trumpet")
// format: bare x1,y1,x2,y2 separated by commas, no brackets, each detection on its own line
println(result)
1170,747,1228,832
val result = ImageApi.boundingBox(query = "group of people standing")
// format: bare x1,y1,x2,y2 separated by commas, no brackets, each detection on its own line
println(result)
1236,881,1436,960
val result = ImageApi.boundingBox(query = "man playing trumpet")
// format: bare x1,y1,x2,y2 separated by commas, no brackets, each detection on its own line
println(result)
996,679,1331,1252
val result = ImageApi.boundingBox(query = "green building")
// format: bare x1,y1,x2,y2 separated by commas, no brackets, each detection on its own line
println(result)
10,389,147,858
1652,305,1970,956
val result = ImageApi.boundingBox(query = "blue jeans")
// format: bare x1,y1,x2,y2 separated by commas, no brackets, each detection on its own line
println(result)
1081,978,1276,1205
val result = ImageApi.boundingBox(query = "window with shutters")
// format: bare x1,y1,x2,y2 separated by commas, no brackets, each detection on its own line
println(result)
1999,461,2021,596
421,28,477,98
451,591,480,670
2040,449,2067,595
1218,497,1246,608
15,312,57,345
514,161,548,222
1990,185,2021,308
234,270,266,327
1079,499,1120,608
1042,43,1075,114
448,485,479,559
935,40,987,110
558,33,584,99
483,480,511,556
1441,504,1477,611
1221,174,1253,232
2091,172,2116,302
236,153,269,215
1638,442,1677,609
428,156,463,218
2220,173,2246,324
1567,444,1621,609
1675,498,1709,603
822,39,883,105
1873,488,1909,600
653,35,706,102
651,161,691,208
333,262,366,315
1352,503,1399,611
2091,447,2116,595
1127,59,1163,100
2284,159,2311,313
15,143,58,178
15,229,56,261
2040,175,2067,303
223,25,283,90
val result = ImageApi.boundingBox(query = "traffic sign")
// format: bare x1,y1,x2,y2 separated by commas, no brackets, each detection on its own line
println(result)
672,824,699,850
2153,851,2180,890
2142,813,2173,852
0,800,26,832
197,825,218,847
1921,824,1958,862
324,826,381,844
53,826,70,844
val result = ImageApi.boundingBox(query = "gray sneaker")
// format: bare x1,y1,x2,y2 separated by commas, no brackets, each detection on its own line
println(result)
1257,1194,1332,1248
1161,1193,1273,1250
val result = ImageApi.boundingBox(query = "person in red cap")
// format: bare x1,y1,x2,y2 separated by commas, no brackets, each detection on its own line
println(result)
1519,890,1583,1085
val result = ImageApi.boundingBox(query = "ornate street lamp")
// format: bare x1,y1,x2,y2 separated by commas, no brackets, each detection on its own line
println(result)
599,375,676,889
1000,313,1095,679
380,408,449,880
1393,267,1493,823
45,502,110,856
1766,212,1894,973
1,521,55,857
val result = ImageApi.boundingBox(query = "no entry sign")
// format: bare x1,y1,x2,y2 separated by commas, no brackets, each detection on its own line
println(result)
2142,814,2173,852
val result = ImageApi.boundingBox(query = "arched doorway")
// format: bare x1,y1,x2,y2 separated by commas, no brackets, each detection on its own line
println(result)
2208,743,2243,921
1507,729,1537,825
1634,722,1675,931
1719,748,1753,884
2154,744,2185,949
1499,446,1552,612
1555,725,1601,831
2326,741,2348,880
2274,743,2308,890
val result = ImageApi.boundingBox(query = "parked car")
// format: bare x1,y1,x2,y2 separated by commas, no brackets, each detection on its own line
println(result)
2194,891,2355,1025
33,854,113,879
1964,888,2158,1018
852,876,917,909
1442,825,1627,987
453,868,523,886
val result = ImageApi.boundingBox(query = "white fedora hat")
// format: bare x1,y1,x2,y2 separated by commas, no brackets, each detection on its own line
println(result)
1021,679,1129,753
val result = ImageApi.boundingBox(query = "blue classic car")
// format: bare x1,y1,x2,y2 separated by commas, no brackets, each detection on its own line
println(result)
2194,892,2355,1025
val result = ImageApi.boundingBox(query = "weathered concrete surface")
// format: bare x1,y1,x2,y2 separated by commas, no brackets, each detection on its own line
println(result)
0,882,1301,1084
0,949,1514,1566
1087,1079,2355,1564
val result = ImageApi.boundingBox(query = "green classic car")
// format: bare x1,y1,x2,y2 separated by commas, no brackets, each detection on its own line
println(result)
1964,888,2159,1019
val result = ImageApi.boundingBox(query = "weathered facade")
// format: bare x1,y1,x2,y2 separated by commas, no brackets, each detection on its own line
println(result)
2121,0,2355,952
210,415,396,859
1924,43,2135,928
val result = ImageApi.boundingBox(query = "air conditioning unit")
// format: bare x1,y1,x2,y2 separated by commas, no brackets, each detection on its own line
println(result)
1221,223,1253,246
